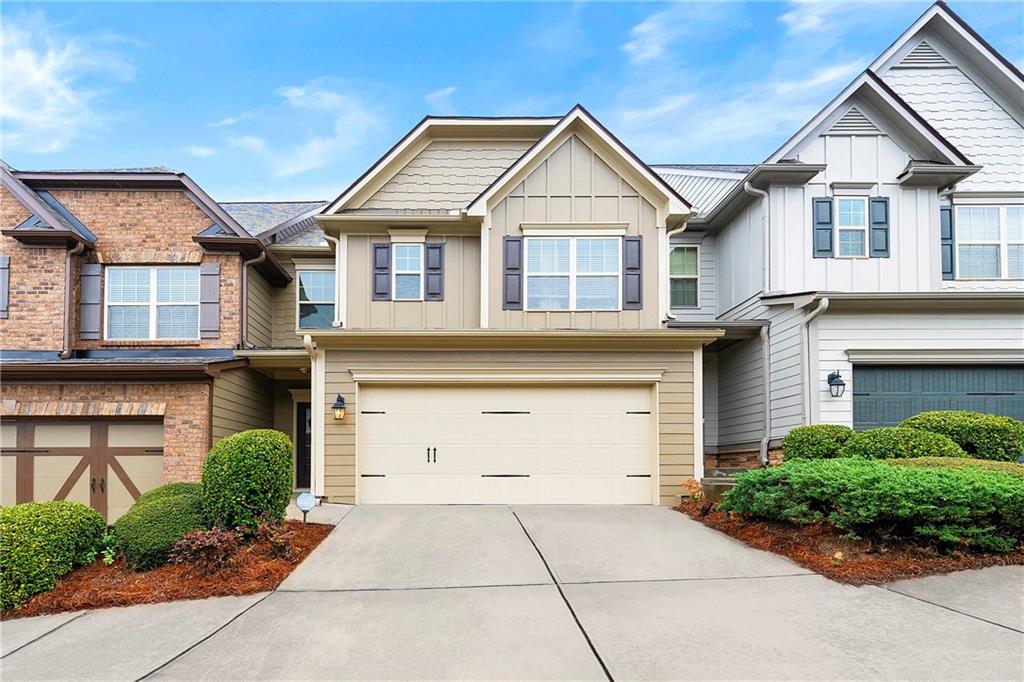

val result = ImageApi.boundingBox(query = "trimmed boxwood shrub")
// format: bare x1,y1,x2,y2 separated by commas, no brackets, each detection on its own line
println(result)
134,481,203,508
838,427,966,460
887,457,1024,479
782,424,855,460
202,429,294,531
719,458,1024,552
0,501,105,609
900,411,1024,462
113,490,207,570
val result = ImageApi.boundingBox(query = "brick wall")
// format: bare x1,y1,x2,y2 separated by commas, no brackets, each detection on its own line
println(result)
705,447,783,472
2,382,212,481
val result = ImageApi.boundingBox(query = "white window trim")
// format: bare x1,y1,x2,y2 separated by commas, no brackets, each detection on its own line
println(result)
835,196,868,259
104,266,200,341
392,243,425,301
523,236,621,312
955,205,1023,280
295,265,336,330
669,245,700,309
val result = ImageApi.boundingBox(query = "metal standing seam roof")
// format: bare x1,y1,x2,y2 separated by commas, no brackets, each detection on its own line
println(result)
652,166,752,218
219,201,327,238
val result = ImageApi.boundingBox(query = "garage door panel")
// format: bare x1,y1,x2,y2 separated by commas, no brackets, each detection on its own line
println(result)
1,457,17,506
34,456,90,505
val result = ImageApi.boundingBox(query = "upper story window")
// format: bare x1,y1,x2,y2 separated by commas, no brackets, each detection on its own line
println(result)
669,246,699,308
524,237,620,311
393,244,424,301
956,206,1023,280
106,266,200,340
836,197,867,258
297,269,335,329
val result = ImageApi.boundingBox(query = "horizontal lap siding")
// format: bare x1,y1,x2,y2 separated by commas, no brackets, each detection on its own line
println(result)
211,367,275,442
246,271,273,348
322,349,695,505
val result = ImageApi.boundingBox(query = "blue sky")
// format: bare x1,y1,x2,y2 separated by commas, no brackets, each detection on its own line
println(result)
2,1,1021,201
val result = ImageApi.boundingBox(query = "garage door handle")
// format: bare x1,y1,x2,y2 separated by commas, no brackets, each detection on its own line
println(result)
432,447,437,463
426,447,430,463
99,478,105,493
91,478,96,493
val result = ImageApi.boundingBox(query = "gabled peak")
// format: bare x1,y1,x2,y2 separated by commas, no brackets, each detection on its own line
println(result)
825,106,883,136
894,40,952,69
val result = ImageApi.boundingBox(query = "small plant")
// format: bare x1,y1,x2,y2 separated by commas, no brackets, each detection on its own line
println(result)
681,478,704,501
252,521,296,561
202,429,294,531
838,427,966,460
781,424,855,460
113,490,207,570
101,531,117,566
900,411,1024,461
169,529,240,574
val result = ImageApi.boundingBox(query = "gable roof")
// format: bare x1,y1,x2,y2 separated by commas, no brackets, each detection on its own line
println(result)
465,104,691,219
220,201,327,238
0,164,94,245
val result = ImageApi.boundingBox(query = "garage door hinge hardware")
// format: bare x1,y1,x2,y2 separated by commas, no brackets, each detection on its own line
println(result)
626,410,651,414
361,410,386,414
481,474,530,477
1,448,44,453
144,448,163,453
480,411,531,414
967,392,1013,396
360,474,386,478
626,474,651,478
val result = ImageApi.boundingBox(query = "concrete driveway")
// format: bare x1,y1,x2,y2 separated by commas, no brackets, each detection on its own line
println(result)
2,505,1022,681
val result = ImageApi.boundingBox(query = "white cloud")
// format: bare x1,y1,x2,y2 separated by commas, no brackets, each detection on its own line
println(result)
621,3,733,65
775,59,865,94
621,94,692,124
425,86,457,113
0,11,134,153
184,145,215,158
779,0,839,35
228,135,267,153
210,117,239,128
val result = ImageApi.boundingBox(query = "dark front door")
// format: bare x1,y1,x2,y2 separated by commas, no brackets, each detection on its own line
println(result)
296,402,312,489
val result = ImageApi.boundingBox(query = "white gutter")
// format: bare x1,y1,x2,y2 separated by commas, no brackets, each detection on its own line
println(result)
801,297,829,424
758,324,772,465
322,233,345,328
742,181,770,292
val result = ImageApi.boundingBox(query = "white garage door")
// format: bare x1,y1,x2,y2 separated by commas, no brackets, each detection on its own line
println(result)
358,384,655,504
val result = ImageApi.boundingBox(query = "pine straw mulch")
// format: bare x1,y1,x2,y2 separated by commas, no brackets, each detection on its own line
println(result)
1,521,332,621
677,498,1024,585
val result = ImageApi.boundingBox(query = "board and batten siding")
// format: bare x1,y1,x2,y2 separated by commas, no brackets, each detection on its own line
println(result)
345,235,481,329
322,349,696,505
487,134,661,330
813,311,1024,427
715,201,764,314
361,139,536,210
669,230,717,320
246,270,273,348
211,367,275,442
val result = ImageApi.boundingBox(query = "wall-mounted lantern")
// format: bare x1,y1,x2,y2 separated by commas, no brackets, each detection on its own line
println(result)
332,394,346,421
827,371,846,398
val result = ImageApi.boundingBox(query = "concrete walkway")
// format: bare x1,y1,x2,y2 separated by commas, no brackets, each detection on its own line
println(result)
2,505,1022,680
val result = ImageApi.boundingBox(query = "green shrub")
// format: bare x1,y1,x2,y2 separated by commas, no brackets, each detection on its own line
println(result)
782,424,855,460
719,459,1024,552
887,457,1024,479
900,411,1024,462
838,427,966,460
113,492,207,570
0,501,105,609
202,429,294,531
134,482,203,508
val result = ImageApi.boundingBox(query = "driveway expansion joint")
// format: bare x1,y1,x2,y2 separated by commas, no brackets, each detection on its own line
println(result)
0,611,88,660
276,582,554,593
881,586,1024,635
561,572,815,586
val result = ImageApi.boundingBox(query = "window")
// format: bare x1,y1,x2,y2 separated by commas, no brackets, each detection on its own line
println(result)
297,269,335,329
669,246,699,308
524,237,620,311
106,266,200,340
956,206,1023,279
836,197,867,257
393,244,424,301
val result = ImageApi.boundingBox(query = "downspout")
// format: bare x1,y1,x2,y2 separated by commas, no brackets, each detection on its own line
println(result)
758,324,772,465
663,223,688,321
742,181,770,293
59,242,86,359
239,251,266,349
802,297,829,424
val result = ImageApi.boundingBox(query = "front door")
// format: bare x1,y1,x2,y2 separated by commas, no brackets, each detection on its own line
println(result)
295,402,312,489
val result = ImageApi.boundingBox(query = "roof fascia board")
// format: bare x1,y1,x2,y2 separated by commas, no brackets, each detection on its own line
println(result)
256,204,326,244
653,167,749,180
0,167,70,234
176,175,250,239
694,163,827,229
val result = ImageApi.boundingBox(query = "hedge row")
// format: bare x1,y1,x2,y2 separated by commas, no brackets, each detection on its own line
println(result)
900,411,1024,462
113,484,207,570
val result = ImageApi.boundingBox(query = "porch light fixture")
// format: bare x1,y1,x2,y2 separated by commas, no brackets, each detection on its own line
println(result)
332,394,346,421
827,371,846,398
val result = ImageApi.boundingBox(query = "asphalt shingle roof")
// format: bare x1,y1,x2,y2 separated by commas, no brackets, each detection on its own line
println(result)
219,201,326,237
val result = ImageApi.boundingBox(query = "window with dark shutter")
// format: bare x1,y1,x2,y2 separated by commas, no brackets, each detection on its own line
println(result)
424,243,444,301
199,263,220,338
869,197,890,258
940,205,955,280
0,256,9,320
812,197,834,258
502,237,523,310
622,236,642,310
371,242,392,301
79,263,102,339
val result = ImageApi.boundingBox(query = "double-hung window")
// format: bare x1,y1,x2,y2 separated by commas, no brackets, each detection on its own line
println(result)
836,197,867,257
393,244,424,301
106,266,200,340
956,206,1023,279
297,269,335,329
669,246,699,308
524,237,620,311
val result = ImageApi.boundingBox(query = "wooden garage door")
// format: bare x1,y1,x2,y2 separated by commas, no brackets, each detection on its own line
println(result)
358,385,655,504
853,365,1024,430
0,420,164,522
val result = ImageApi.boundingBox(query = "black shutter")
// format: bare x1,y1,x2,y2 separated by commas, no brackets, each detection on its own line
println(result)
502,237,523,310
79,263,102,339
424,243,444,301
622,236,642,310
869,197,890,258
0,256,8,320
199,262,220,339
940,205,955,280
812,197,834,258
371,242,391,300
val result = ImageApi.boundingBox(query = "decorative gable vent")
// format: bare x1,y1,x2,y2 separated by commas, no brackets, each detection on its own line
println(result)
894,41,951,68
825,107,882,135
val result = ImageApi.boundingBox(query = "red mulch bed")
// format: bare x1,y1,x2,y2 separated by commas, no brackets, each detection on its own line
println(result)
677,499,1024,585
2,521,331,620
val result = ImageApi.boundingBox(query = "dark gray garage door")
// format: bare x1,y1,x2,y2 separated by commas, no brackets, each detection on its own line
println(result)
853,365,1024,430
